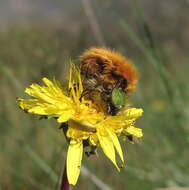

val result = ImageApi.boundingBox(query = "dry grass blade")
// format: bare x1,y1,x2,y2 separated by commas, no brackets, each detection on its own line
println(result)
81,166,113,190
81,0,106,46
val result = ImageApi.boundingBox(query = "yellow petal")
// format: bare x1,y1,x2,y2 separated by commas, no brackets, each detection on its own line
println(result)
29,106,48,115
67,140,83,185
97,127,120,171
67,127,90,140
25,85,54,103
123,108,143,119
42,77,54,87
68,119,96,133
89,134,98,146
57,110,75,123
106,128,124,163
17,98,39,111
126,126,143,138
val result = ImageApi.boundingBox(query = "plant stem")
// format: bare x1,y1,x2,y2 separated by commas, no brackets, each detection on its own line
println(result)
60,162,70,190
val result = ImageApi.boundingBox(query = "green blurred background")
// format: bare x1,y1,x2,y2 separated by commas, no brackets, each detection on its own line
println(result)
0,0,189,189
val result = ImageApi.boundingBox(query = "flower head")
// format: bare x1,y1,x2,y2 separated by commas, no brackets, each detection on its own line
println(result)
17,65,143,185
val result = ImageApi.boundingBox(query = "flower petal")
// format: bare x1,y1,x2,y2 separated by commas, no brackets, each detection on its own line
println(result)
17,98,39,111
126,126,143,138
97,127,120,171
67,140,83,185
67,127,90,140
57,110,75,123
123,108,143,119
106,128,124,163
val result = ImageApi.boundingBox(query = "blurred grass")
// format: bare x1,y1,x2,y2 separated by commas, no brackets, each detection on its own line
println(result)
0,2,189,190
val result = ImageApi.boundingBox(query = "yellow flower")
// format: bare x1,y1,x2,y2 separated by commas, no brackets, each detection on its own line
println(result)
17,65,143,185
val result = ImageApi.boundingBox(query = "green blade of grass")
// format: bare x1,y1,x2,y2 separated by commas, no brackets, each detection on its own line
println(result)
25,146,58,183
